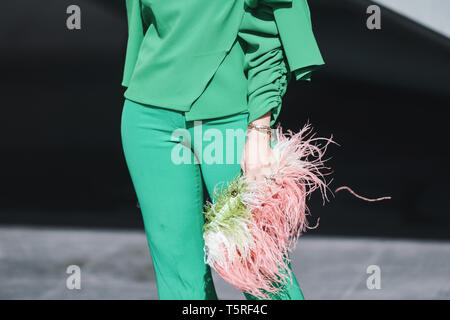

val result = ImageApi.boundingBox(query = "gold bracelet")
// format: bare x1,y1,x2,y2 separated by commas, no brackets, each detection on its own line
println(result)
247,123,272,139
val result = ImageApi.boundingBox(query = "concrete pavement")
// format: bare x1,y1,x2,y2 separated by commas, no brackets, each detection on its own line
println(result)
0,227,449,299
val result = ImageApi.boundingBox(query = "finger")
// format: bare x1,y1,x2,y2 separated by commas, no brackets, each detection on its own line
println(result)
260,165,272,178
269,154,277,174
247,167,258,182
240,147,247,174
270,162,277,175
255,170,265,182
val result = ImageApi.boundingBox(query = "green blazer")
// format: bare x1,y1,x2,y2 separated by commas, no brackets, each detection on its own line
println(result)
122,0,324,125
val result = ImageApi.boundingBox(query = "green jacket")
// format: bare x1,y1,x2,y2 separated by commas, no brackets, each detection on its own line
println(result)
122,0,324,125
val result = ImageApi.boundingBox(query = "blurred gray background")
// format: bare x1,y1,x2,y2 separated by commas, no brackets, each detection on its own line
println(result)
0,0,449,299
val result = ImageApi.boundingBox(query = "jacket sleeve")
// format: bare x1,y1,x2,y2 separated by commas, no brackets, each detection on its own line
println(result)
238,0,325,125
122,0,146,87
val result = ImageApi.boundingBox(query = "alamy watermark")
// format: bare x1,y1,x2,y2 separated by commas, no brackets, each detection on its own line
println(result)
366,264,381,290
66,5,81,30
171,120,249,165
366,5,381,30
66,265,81,290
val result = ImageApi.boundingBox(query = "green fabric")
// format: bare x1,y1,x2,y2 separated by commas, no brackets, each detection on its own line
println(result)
263,0,325,81
121,98,305,300
239,2,289,124
184,36,249,123
122,0,324,126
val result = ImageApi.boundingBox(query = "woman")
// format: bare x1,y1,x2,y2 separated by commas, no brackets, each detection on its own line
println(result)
120,0,324,300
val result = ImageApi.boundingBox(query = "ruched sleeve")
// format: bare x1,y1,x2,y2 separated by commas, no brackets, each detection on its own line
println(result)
239,0,324,125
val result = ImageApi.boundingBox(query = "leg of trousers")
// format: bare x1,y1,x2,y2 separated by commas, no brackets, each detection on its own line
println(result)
120,99,304,300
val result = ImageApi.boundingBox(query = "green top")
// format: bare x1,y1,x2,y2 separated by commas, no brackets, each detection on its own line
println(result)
122,0,324,125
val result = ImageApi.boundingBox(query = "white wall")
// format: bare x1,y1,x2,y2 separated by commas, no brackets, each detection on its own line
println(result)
373,0,450,38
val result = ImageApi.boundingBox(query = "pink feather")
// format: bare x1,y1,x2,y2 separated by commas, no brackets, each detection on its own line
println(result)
206,124,390,299
211,124,333,299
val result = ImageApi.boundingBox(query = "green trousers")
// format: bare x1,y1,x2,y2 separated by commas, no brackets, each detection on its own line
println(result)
120,98,304,300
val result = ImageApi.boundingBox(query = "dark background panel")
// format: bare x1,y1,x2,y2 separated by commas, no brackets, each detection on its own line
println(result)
0,0,449,239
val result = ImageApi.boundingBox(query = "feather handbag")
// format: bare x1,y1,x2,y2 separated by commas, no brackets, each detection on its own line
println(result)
202,123,333,299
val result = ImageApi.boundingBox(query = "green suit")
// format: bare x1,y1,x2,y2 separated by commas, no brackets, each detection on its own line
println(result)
122,0,324,125
120,0,324,299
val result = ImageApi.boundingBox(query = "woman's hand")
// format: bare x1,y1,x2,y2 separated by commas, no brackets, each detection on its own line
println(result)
241,111,276,181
